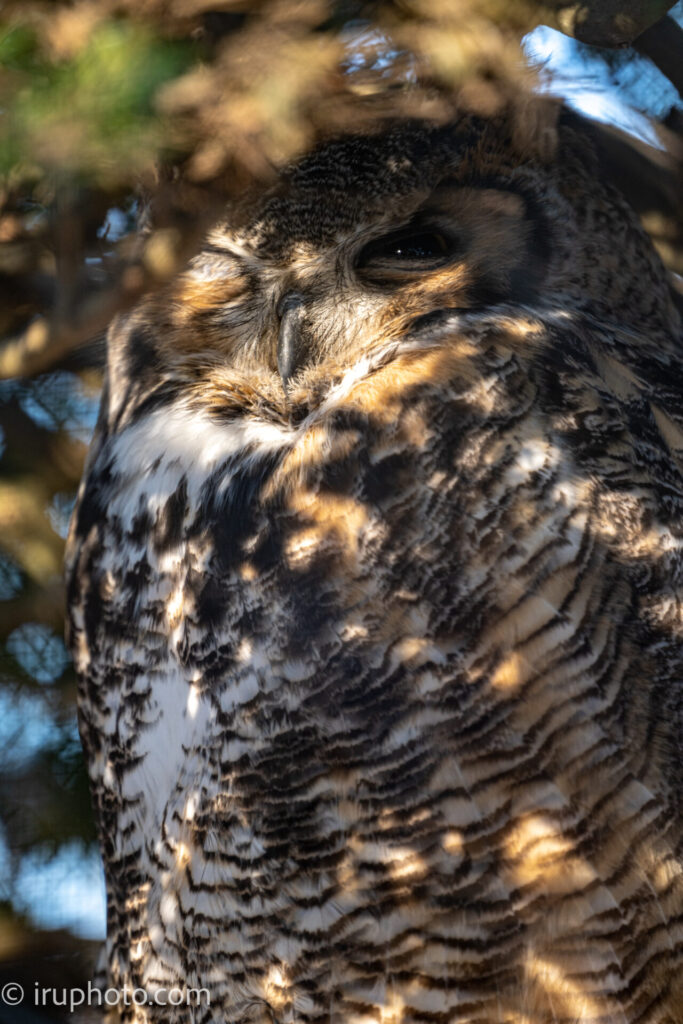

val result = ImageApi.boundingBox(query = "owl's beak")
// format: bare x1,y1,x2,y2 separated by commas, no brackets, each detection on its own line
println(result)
277,292,306,389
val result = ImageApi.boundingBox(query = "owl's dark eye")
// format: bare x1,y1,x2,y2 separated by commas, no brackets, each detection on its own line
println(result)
352,228,458,280
364,231,449,262
356,228,455,273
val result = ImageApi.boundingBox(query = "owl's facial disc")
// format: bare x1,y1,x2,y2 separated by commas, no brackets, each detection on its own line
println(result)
153,160,548,406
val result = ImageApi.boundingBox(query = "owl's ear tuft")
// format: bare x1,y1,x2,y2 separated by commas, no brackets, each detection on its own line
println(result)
455,84,561,167
509,95,561,165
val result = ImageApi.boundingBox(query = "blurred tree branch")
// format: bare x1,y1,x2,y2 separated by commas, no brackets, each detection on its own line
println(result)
0,204,223,379
538,0,677,45
634,13,683,98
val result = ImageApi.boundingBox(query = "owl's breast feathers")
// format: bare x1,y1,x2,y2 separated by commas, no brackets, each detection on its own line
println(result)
65,305,683,1024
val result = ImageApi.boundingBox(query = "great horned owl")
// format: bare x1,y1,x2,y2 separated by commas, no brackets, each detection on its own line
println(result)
66,107,683,1024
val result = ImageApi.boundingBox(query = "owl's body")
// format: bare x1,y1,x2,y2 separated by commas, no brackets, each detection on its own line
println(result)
66,110,683,1023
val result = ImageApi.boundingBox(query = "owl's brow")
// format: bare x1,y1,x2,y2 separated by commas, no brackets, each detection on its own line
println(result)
189,238,262,281
201,240,249,259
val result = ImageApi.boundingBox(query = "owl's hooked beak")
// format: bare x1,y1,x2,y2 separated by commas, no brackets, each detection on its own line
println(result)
277,292,307,390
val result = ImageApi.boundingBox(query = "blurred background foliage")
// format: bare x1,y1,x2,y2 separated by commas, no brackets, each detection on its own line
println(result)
0,1,681,1019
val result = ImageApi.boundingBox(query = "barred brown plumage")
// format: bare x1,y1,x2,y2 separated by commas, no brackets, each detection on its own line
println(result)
65,106,683,1023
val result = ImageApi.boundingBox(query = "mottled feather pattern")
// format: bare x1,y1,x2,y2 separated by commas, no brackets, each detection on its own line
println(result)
66,109,683,1023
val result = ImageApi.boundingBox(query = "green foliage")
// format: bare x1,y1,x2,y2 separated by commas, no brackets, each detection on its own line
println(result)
0,20,194,182
0,23,41,71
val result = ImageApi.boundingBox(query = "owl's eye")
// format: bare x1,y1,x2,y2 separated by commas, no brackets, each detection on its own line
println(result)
356,227,457,278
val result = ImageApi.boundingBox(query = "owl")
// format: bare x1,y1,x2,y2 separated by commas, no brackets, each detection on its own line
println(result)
66,104,683,1024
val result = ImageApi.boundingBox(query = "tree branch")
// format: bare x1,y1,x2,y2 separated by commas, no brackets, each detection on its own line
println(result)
633,14,683,99
540,0,677,46
0,214,222,380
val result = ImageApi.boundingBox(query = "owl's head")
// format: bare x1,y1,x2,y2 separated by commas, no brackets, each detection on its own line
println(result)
105,108,678,430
